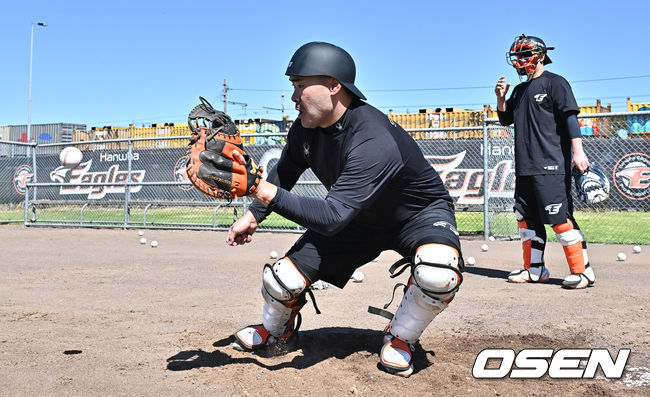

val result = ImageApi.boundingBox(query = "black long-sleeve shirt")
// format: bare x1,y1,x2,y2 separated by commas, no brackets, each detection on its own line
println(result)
249,100,452,236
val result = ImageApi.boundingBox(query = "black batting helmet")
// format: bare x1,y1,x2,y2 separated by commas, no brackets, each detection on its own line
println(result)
285,42,366,100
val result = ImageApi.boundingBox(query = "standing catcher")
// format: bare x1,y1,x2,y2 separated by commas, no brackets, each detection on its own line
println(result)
495,34,595,289
187,41,464,377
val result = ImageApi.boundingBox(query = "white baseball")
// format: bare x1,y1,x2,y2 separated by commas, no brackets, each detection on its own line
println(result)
633,245,642,254
617,252,626,261
269,250,278,259
59,146,83,169
140,237,147,245
488,236,495,241
138,230,144,236
465,256,476,266
481,244,489,252
351,271,365,282
151,240,158,248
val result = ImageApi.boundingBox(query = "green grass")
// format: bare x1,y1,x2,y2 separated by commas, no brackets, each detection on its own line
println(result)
456,210,650,245
0,205,647,244
0,204,294,229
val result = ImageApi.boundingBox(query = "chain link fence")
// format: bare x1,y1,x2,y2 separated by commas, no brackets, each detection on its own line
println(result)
1,111,648,244
407,110,650,244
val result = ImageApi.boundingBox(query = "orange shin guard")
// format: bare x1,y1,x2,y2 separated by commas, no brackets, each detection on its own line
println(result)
553,220,586,274
518,220,532,269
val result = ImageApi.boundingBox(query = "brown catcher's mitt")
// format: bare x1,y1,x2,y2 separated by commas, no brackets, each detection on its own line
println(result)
185,97,263,199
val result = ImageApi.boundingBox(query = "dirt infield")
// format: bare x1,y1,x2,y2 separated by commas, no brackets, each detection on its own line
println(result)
1,226,648,396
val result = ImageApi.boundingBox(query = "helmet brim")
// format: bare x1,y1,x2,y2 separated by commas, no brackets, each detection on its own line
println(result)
543,47,554,65
341,82,366,100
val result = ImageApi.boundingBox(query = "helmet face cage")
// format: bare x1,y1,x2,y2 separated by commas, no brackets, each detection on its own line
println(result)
506,35,545,80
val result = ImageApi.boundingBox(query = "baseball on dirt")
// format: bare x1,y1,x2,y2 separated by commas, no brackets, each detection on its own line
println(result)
481,244,489,252
138,230,144,236
617,252,626,261
59,146,83,169
633,245,642,254
140,237,147,245
269,250,278,259
351,271,365,282
488,236,495,241
465,256,476,266
151,240,158,248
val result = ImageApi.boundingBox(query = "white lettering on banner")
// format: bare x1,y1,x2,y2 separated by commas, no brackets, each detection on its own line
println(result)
426,151,516,204
99,152,140,162
49,160,146,199
472,348,631,379
479,144,515,157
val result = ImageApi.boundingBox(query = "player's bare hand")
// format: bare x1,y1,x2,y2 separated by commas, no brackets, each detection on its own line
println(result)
572,151,590,174
571,138,590,174
226,211,259,246
495,77,510,100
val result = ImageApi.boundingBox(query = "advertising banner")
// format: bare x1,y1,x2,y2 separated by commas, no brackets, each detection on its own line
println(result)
1,139,648,211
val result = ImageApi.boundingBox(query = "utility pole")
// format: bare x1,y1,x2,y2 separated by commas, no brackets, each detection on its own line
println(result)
263,91,287,129
222,79,228,113
222,79,247,114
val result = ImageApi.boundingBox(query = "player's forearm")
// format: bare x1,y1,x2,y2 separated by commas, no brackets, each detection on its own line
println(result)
251,179,278,207
248,160,303,222
497,97,507,112
571,137,585,156
497,105,513,126
256,185,357,236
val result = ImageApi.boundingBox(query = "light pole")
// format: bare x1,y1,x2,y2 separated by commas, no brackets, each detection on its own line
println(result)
27,22,47,148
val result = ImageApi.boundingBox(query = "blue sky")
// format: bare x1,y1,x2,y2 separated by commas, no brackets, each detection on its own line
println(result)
2,0,649,128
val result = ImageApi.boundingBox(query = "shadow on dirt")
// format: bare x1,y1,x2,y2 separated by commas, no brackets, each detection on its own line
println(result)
464,266,564,285
166,327,435,375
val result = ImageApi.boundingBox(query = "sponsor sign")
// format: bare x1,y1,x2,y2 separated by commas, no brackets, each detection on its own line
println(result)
49,160,146,199
0,139,648,212
613,152,650,201
13,164,33,195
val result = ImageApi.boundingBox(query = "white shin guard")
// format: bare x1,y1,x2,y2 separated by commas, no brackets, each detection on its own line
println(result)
260,258,307,337
261,288,293,337
389,282,451,343
389,244,462,343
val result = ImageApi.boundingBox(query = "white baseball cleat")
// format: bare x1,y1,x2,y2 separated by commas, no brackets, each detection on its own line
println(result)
233,324,271,351
233,315,301,355
562,265,595,289
507,265,550,283
379,335,415,377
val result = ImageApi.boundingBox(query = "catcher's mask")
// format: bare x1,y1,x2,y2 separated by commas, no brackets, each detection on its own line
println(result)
285,41,366,100
506,34,554,81
572,164,610,204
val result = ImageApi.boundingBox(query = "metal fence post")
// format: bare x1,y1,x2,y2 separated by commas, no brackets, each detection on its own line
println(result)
482,112,489,240
124,138,133,229
31,143,38,202
24,183,30,225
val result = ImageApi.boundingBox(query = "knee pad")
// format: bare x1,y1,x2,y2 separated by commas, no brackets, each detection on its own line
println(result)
553,221,582,246
514,209,546,267
262,258,308,303
388,244,461,343
514,208,525,222
515,209,537,242
412,243,462,301
261,258,308,337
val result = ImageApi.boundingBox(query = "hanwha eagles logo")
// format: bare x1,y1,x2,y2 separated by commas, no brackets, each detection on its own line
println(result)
174,155,193,191
613,153,650,200
13,164,34,195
